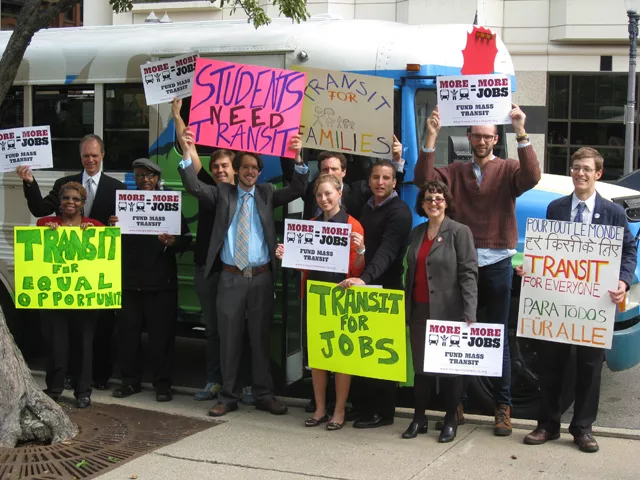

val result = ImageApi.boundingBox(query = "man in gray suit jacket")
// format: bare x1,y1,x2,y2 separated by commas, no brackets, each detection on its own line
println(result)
178,131,309,417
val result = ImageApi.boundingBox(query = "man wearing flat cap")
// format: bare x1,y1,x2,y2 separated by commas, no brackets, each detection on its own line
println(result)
109,158,192,402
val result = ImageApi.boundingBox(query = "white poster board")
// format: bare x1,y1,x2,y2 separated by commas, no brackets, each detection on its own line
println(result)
0,126,53,173
423,320,504,377
141,53,199,105
297,67,394,159
282,218,351,274
436,74,512,126
517,218,623,349
115,190,182,235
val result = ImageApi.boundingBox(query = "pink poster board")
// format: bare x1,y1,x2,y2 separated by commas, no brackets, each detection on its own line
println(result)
189,58,306,159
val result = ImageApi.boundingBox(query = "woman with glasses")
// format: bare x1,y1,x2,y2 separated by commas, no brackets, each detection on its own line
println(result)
402,180,478,443
36,181,104,408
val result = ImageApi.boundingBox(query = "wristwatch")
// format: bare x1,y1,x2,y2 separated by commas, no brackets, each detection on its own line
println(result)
357,246,366,255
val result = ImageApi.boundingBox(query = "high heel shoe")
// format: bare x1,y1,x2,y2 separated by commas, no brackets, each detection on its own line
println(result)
438,423,457,443
402,421,428,439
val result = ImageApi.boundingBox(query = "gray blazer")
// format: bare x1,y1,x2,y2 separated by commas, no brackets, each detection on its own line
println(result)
179,163,309,278
405,216,478,323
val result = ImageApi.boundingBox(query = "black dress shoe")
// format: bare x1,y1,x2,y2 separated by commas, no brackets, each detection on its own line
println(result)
112,385,142,398
255,398,288,415
93,381,110,391
402,421,428,439
208,401,239,417
156,390,173,402
64,376,75,391
353,414,394,429
75,397,91,409
438,424,457,443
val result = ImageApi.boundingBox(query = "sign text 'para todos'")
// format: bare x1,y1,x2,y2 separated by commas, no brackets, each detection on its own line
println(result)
306,281,406,382
516,218,623,349
14,226,122,309
189,58,306,158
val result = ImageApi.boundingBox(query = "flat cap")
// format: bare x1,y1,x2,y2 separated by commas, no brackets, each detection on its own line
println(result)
132,158,162,175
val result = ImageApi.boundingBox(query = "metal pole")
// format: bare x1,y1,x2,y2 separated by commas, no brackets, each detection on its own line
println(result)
625,10,639,175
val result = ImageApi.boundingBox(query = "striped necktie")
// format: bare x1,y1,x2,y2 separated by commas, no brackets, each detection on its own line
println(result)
574,202,585,223
84,178,95,217
235,193,251,271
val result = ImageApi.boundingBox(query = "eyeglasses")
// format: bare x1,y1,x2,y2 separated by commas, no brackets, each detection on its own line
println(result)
469,133,497,142
570,166,596,174
61,195,83,202
134,172,157,180
240,164,260,172
422,196,445,205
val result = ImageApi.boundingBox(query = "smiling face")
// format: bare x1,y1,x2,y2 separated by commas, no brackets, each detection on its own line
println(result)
369,165,396,203
133,166,159,190
571,156,602,197
210,155,235,185
315,179,342,214
468,125,498,160
81,139,104,176
238,154,260,191
60,186,85,218
421,190,447,222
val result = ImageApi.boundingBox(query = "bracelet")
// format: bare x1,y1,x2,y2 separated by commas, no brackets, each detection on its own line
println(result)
515,132,529,142
356,247,366,255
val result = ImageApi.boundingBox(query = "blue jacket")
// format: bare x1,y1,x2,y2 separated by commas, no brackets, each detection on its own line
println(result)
546,191,637,288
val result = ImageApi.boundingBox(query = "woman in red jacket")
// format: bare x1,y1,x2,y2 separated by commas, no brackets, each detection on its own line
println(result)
36,181,104,408
277,174,365,430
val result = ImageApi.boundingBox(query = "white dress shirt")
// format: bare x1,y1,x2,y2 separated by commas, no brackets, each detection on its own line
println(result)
570,191,596,224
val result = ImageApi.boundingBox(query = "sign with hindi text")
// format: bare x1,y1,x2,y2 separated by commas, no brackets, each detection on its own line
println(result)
189,59,306,158
298,67,394,159
0,126,52,173
141,53,199,105
115,190,182,235
306,281,406,382
282,219,351,273
437,74,512,126
516,218,623,349
14,226,122,309
423,320,504,377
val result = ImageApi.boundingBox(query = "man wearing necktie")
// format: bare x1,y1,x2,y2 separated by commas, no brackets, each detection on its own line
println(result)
521,147,637,453
16,134,126,392
178,131,309,417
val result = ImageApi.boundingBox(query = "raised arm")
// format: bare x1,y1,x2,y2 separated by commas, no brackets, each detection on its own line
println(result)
273,134,309,208
172,98,204,174
17,166,61,218
413,106,450,188
176,129,219,207
509,104,541,196
455,224,479,323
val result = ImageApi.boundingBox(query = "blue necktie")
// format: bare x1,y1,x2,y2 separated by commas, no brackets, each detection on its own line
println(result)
574,202,585,223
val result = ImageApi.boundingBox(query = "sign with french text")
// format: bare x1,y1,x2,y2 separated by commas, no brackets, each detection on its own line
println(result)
282,219,351,273
517,218,623,349
115,190,181,235
306,281,406,382
436,74,512,126
297,67,394,159
423,320,504,377
14,226,122,309
188,58,306,158
0,126,52,173
141,53,199,105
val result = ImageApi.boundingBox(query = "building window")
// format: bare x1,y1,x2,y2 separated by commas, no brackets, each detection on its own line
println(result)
547,74,636,180
0,86,23,128
33,86,95,170
104,84,149,171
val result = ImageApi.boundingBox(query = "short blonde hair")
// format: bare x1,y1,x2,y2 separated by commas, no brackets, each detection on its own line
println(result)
313,173,342,194
571,147,604,172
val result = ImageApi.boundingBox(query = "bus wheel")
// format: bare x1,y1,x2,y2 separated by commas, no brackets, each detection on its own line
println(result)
466,333,576,419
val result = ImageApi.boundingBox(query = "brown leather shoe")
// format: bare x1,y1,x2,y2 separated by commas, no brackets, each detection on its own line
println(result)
494,404,512,436
255,398,288,415
436,402,465,430
524,427,560,445
208,401,238,417
573,433,599,453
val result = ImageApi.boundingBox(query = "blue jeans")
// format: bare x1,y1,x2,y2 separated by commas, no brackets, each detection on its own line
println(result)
477,257,513,407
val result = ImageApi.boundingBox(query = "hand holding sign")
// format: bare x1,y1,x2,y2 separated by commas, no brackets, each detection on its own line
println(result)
424,106,441,149
509,103,527,136
288,134,304,164
609,280,626,304
338,277,365,288
392,135,403,163
275,243,284,260
15,165,34,184
158,233,176,247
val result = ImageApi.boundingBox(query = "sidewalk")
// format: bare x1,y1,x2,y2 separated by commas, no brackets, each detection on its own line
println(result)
69,384,638,480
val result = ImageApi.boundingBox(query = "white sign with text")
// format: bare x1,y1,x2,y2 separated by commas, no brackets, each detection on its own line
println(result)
141,53,199,105
115,190,181,235
0,126,53,173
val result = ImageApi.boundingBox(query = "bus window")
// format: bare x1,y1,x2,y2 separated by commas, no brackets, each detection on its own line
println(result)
104,84,149,171
0,86,24,129
33,86,94,170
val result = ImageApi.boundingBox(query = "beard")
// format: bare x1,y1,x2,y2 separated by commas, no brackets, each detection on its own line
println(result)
471,145,493,160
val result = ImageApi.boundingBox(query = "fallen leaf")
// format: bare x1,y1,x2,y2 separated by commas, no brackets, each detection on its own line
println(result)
511,455,517,460
129,475,139,479
75,459,89,468
107,456,120,463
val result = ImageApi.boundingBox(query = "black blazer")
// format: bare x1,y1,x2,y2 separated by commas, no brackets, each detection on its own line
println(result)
179,163,309,278
546,191,637,288
23,172,127,226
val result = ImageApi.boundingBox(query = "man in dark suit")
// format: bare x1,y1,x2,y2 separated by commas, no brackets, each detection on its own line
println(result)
522,147,637,453
178,130,309,417
16,134,127,390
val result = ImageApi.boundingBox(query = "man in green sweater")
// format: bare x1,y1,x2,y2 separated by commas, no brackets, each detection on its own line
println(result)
414,103,541,436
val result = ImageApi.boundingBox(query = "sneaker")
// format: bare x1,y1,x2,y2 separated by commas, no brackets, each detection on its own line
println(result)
494,404,512,436
194,382,221,401
241,386,255,405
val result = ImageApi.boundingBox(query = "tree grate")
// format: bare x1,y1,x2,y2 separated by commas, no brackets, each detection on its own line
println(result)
0,400,216,479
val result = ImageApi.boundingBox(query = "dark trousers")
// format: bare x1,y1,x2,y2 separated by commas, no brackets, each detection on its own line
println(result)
538,342,604,436
41,310,97,399
413,375,465,424
351,376,397,420
93,310,116,383
117,289,177,391
477,257,513,406
217,269,274,404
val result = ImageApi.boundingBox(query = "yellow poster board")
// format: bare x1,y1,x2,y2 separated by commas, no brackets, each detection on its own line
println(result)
306,280,406,382
14,226,122,309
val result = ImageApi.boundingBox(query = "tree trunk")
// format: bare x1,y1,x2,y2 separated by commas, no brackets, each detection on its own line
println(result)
0,305,78,448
